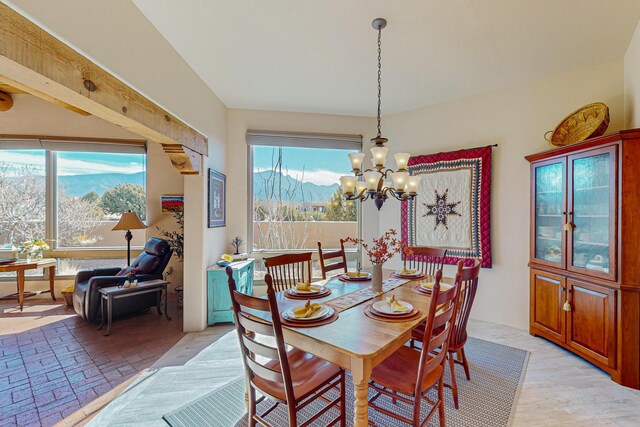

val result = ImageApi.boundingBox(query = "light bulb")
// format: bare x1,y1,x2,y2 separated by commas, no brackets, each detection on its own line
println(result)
340,176,357,195
348,152,365,172
370,146,389,167
406,175,422,194
363,171,382,192
390,171,409,192
394,152,411,171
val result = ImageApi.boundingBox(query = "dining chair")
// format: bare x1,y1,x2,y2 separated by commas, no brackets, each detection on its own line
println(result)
264,252,312,292
404,246,448,276
368,265,463,427
317,240,348,279
411,260,481,409
226,267,346,427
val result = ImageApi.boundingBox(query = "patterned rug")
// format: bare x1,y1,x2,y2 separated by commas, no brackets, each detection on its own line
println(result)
163,337,529,427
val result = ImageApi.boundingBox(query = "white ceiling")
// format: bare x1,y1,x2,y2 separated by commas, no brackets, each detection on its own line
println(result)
132,0,640,117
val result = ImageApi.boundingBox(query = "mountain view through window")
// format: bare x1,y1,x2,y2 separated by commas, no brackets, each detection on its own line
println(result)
252,145,358,251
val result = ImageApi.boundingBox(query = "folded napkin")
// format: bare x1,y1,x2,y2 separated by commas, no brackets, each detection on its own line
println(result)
292,301,322,318
385,295,409,312
420,281,450,291
400,268,417,275
346,271,368,278
296,282,321,292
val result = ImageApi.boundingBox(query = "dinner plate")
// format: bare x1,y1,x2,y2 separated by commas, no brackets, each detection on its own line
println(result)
341,272,371,281
393,270,421,278
283,305,333,322
288,286,324,295
372,300,413,315
419,281,453,292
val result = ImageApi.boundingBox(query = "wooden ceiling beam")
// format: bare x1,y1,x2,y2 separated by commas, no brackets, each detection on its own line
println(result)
0,3,206,175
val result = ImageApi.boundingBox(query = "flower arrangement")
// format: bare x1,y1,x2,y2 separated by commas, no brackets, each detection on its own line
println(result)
217,253,234,267
62,285,75,293
19,240,50,260
344,229,413,265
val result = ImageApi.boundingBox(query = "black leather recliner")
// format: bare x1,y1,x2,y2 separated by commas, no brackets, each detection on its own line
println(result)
73,238,173,322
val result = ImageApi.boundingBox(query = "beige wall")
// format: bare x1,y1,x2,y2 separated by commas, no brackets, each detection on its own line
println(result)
4,0,228,331
0,94,185,296
378,60,625,330
226,109,377,256
625,19,640,128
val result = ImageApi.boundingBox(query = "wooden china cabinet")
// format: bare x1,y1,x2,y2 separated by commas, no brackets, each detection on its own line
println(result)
526,129,640,390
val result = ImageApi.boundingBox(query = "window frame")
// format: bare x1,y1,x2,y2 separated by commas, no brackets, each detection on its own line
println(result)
246,131,363,281
0,136,148,280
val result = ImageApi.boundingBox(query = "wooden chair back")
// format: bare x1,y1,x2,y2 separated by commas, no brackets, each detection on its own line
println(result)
450,260,481,351
405,246,448,276
317,240,347,279
264,252,312,292
414,262,463,396
226,267,295,403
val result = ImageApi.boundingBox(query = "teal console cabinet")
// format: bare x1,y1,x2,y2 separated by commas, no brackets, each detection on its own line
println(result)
207,259,254,325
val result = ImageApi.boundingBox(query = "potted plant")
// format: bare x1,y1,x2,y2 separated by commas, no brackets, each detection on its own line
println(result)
344,229,413,292
19,239,50,261
61,285,74,309
157,208,184,307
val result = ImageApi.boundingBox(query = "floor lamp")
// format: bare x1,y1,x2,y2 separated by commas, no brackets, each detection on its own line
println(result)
112,211,147,266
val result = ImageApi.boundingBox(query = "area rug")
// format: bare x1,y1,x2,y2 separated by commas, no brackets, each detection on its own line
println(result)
163,337,529,427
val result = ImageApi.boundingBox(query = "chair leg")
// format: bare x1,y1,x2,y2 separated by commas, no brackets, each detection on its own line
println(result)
447,353,459,409
340,371,346,426
248,386,257,427
288,402,297,427
460,347,471,381
437,377,446,427
411,394,421,427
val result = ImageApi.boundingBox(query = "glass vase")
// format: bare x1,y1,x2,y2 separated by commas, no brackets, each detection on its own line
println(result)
372,263,383,293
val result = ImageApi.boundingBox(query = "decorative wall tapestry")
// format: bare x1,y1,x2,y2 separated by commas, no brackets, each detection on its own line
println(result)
401,145,492,268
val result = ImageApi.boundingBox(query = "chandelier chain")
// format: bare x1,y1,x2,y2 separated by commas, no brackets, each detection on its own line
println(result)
376,26,382,138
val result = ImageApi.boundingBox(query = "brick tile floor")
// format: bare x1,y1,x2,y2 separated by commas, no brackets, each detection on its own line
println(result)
0,295,185,427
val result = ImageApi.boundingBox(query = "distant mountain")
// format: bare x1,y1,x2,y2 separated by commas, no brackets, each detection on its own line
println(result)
253,170,338,203
59,172,145,197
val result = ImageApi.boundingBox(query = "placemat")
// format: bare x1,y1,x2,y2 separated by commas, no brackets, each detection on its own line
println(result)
325,278,409,312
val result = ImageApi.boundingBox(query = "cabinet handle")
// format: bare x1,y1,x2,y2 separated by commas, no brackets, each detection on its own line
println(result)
562,288,572,312
563,212,575,231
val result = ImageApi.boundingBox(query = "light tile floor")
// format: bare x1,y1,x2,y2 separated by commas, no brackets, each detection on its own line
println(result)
82,319,640,426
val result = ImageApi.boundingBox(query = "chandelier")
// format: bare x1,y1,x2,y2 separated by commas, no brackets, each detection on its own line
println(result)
340,18,421,210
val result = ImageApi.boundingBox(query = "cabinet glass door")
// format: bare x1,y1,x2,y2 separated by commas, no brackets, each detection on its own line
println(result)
533,160,565,267
568,147,616,280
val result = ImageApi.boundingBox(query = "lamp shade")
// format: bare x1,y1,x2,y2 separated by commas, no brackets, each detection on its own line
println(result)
363,171,382,191
112,211,147,231
355,181,368,195
370,146,389,167
406,175,422,194
390,171,409,192
394,152,411,171
348,152,366,171
340,176,357,195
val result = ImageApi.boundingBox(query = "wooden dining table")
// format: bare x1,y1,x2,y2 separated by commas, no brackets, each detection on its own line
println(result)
258,271,454,427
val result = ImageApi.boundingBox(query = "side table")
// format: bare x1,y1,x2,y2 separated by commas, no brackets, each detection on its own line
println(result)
97,279,170,336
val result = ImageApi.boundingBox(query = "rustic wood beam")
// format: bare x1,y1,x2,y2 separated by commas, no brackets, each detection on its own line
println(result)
0,3,206,174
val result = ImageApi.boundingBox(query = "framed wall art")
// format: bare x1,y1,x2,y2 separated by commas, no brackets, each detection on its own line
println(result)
161,195,184,213
208,169,226,228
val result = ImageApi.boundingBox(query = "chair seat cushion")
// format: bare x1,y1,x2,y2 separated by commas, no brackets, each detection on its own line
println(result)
252,348,340,402
371,346,443,396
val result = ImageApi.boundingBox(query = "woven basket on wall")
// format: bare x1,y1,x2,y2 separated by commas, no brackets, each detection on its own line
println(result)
545,102,610,148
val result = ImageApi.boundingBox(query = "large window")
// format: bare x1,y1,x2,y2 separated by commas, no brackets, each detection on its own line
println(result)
248,131,361,278
0,139,146,277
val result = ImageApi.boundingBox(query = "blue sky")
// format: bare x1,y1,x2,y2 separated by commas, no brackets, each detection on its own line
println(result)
0,150,146,176
253,146,356,186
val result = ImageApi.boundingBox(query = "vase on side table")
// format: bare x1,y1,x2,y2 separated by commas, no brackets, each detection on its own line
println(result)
372,263,383,293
